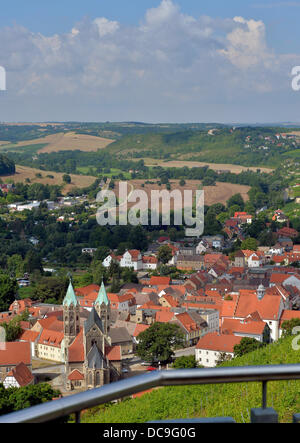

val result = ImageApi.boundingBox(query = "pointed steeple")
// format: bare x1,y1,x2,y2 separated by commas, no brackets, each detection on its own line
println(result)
63,280,78,307
94,281,110,306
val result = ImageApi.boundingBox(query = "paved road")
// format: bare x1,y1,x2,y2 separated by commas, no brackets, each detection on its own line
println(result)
174,346,196,358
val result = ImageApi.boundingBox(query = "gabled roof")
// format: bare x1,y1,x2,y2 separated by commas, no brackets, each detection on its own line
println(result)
38,329,64,348
68,328,84,363
87,344,107,369
63,281,79,307
68,369,84,381
234,292,282,320
6,362,34,387
84,308,104,335
19,330,40,343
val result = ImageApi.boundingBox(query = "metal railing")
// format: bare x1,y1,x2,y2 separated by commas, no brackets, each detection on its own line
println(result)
1,363,300,423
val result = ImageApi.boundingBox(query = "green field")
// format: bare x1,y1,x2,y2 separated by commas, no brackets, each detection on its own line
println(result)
82,335,300,423
105,129,300,168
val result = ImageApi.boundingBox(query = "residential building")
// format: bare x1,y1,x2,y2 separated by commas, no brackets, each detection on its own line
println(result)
195,333,242,367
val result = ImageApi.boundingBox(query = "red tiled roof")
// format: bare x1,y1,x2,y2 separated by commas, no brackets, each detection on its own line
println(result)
0,342,31,366
68,369,84,381
9,298,33,312
75,284,100,296
106,345,121,361
38,329,64,348
133,324,150,336
176,312,200,332
234,293,282,320
155,311,175,323
6,362,34,387
204,253,223,264
160,294,179,307
270,273,289,284
234,212,247,217
228,267,245,274
279,310,300,327
68,329,84,363
221,318,266,335
19,330,39,343
221,295,238,318
37,316,58,330
196,332,242,352
150,276,171,286
277,227,298,238
142,256,158,264
127,250,141,260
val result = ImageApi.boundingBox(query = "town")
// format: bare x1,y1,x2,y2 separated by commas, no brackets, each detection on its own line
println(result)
1,201,300,400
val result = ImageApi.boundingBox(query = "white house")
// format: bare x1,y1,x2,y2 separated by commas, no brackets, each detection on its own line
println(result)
120,250,143,271
195,333,243,367
3,362,34,389
196,241,208,255
142,256,158,270
248,253,261,268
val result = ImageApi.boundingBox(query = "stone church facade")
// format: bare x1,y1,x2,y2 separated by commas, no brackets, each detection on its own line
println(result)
63,280,122,391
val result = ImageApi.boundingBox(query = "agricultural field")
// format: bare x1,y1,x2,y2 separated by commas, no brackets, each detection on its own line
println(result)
1,165,96,195
0,132,115,154
136,158,273,174
112,179,250,213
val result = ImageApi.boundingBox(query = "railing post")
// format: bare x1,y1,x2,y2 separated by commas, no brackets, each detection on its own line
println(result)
75,411,81,424
251,380,278,423
262,381,267,409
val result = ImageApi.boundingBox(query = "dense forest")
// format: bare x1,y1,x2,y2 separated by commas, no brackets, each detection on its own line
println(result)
0,154,15,175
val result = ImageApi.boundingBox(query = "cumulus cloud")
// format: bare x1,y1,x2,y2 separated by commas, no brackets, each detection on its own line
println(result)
0,0,299,121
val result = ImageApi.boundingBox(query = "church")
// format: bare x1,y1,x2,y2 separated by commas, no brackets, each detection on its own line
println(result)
62,280,122,391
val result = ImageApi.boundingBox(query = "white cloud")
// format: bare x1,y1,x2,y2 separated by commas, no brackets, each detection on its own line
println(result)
93,17,120,37
0,0,299,121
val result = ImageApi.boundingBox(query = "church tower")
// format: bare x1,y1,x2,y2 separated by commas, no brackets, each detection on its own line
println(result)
94,281,111,335
63,279,80,357
83,307,110,388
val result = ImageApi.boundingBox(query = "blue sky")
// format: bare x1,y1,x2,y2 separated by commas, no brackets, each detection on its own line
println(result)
1,0,299,51
0,0,300,122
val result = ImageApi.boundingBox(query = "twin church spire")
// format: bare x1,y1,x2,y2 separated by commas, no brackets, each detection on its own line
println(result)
63,278,111,340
